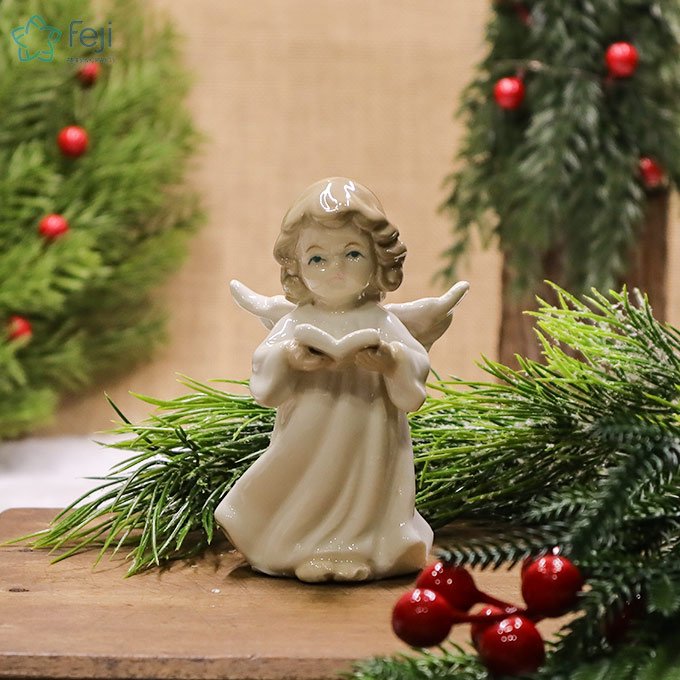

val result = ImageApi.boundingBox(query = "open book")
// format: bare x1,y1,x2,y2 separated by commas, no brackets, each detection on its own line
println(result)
293,324,381,361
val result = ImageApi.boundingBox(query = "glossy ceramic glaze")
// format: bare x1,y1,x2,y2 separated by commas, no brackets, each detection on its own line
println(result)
215,178,469,582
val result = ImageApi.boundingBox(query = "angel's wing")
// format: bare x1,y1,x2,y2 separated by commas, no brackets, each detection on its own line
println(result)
384,281,470,350
230,280,295,329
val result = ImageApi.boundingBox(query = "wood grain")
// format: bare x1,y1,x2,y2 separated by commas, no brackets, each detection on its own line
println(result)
0,509,567,679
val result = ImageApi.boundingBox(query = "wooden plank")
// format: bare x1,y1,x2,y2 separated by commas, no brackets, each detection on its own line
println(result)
498,191,672,366
0,509,562,679
625,190,670,320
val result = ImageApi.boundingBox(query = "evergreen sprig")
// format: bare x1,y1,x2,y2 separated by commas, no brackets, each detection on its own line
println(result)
351,645,487,680
441,0,680,295
357,283,680,678
0,0,204,438
28,377,273,575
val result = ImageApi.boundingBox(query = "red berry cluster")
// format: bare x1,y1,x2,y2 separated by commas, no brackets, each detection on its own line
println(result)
391,553,584,677
491,27,666,191
56,63,101,158
493,42,640,112
5,64,102,345
5,213,72,343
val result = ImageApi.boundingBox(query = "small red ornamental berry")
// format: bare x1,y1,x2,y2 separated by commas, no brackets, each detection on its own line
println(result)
471,605,506,650
605,42,639,78
38,214,70,240
604,592,646,644
7,316,32,341
521,555,584,617
639,157,666,190
493,76,525,110
514,3,531,25
77,62,101,87
478,616,545,676
57,125,89,157
416,562,478,611
391,588,453,648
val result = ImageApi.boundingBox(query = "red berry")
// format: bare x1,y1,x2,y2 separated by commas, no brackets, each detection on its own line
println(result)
605,42,639,78
639,157,665,189
478,616,545,676
493,77,525,110
521,555,584,617
77,62,101,87
471,605,506,650
7,316,32,341
514,3,531,25
416,562,479,611
57,126,89,157
494,1,531,24
391,588,453,648
38,214,70,240
604,592,646,644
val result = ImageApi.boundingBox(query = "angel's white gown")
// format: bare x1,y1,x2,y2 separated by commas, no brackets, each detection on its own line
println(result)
214,301,434,581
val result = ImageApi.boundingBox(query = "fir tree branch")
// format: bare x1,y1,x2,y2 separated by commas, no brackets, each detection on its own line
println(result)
0,0,204,438
440,0,680,294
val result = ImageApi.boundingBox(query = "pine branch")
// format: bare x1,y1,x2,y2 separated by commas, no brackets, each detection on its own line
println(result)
436,522,568,571
0,0,204,438
441,0,680,294
351,644,487,680
23,378,272,575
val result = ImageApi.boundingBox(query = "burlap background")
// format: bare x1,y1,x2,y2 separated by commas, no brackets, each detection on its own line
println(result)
44,1,679,434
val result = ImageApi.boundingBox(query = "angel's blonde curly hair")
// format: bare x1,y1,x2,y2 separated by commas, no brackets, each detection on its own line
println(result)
273,178,407,304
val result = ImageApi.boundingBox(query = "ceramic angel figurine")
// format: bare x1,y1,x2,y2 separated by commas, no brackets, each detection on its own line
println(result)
215,177,469,582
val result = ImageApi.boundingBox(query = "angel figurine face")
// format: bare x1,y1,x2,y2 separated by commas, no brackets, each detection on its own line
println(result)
215,177,469,583
272,178,407,309
295,223,375,310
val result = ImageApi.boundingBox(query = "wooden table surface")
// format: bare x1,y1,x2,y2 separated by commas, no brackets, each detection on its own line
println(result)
0,509,554,680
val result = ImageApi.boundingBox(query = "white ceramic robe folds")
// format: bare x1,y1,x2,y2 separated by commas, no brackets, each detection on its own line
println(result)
215,177,469,582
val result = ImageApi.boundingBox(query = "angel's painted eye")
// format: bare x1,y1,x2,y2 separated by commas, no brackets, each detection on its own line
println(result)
308,255,325,265
346,250,364,260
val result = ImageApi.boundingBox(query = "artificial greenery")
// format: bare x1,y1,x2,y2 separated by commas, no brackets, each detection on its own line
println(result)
352,283,680,678
441,0,680,295
0,0,203,438
20,283,680,676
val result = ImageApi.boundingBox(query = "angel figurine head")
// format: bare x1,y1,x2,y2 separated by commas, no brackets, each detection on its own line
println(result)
215,178,469,582
273,178,406,310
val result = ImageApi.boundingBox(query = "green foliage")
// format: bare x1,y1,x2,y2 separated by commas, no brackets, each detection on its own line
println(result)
351,645,487,680
355,284,680,676
15,283,680,674
26,377,273,575
0,0,204,438
441,0,680,295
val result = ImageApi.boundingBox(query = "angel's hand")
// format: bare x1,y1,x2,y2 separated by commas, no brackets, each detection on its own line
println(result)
354,341,397,375
285,340,334,372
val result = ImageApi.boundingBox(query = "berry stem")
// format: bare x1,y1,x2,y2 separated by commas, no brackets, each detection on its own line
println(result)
452,606,545,627
476,589,519,610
